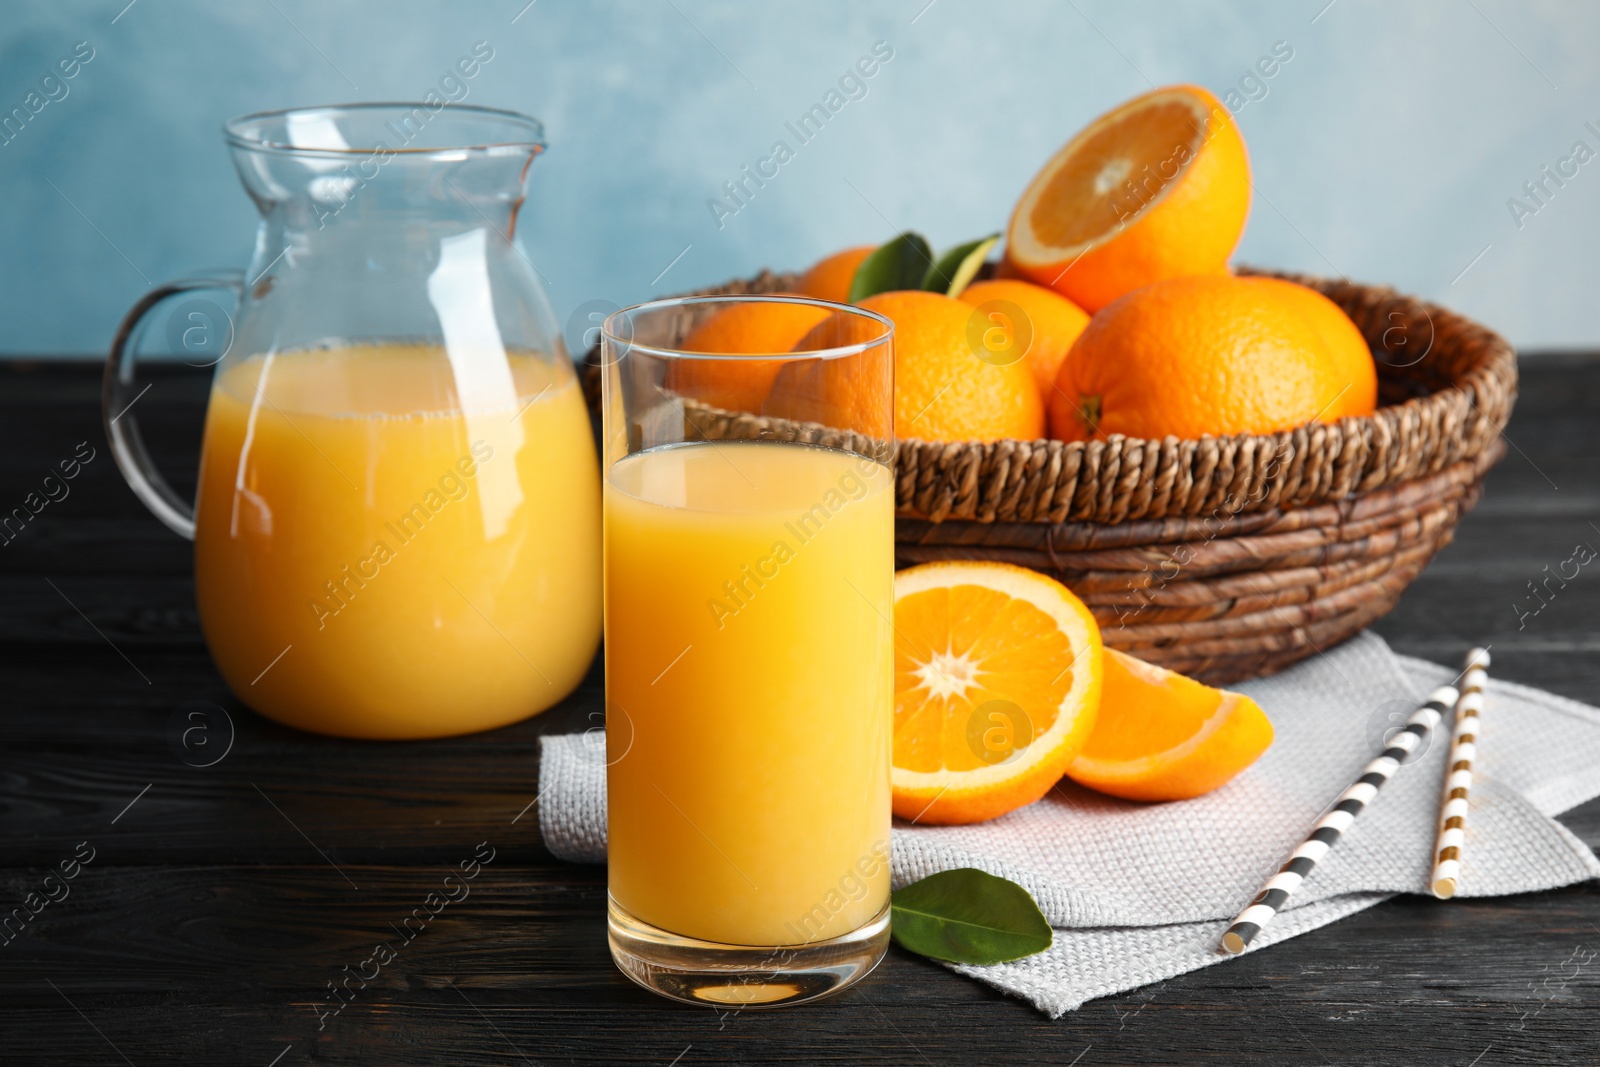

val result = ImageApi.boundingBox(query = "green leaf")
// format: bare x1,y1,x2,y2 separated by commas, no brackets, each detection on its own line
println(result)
890,868,1053,965
921,233,1001,298
848,232,935,302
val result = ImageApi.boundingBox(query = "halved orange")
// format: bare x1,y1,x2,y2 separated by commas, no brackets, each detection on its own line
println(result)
1006,84,1251,312
1065,649,1273,802
892,561,1102,825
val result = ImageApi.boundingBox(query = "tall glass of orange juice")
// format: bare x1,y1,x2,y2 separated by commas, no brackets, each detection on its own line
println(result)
101,104,600,738
601,296,895,1006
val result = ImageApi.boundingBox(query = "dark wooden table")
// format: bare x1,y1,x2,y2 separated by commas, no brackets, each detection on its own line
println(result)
2,355,1597,1066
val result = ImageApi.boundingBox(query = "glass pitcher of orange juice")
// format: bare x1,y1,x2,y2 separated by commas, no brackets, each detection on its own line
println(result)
102,104,600,739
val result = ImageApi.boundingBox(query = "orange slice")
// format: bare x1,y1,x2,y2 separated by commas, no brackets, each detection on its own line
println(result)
1065,649,1273,802
1006,84,1251,313
893,561,1103,825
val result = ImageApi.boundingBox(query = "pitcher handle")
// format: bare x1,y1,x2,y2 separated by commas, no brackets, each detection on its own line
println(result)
103,271,244,540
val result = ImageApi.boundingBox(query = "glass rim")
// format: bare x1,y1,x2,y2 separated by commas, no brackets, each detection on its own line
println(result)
223,102,547,158
602,295,895,362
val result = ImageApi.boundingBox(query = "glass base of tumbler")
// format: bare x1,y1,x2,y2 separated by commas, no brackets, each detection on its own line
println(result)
607,897,890,1008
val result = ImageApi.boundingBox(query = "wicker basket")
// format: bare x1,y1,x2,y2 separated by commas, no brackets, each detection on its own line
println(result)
586,268,1517,684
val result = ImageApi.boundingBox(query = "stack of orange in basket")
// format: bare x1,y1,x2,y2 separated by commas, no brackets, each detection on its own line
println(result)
664,85,1507,825
677,84,1376,452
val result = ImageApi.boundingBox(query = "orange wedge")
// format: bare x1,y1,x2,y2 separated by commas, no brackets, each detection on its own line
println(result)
1065,649,1273,802
1006,84,1251,312
893,561,1102,825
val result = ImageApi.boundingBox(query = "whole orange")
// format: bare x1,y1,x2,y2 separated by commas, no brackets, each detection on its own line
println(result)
668,300,830,414
793,245,875,303
1049,274,1367,442
770,291,1045,443
1248,277,1377,420
959,279,1090,399
1007,84,1251,312
758,305,895,438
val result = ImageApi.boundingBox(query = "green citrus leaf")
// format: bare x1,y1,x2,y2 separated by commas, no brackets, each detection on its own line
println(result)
848,232,935,302
890,868,1052,965
921,233,1000,298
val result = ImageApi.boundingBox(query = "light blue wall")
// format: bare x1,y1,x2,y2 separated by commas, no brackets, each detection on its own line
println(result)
1,0,1595,355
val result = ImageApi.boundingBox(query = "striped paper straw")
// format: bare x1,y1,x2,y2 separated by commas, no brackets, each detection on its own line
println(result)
1221,684,1459,956
1432,648,1490,899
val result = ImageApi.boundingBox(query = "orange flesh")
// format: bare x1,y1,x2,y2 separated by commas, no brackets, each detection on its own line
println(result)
1067,647,1274,802
1079,649,1223,760
1028,100,1204,250
894,585,1074,774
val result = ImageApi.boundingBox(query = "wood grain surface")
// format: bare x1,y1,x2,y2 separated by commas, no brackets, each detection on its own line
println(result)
1,356,1597,1066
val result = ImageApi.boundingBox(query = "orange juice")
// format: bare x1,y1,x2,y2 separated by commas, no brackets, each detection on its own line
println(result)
194,342,600,739
605,441,893,946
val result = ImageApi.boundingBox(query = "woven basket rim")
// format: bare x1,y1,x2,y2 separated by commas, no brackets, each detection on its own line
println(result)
589,267,1518,526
